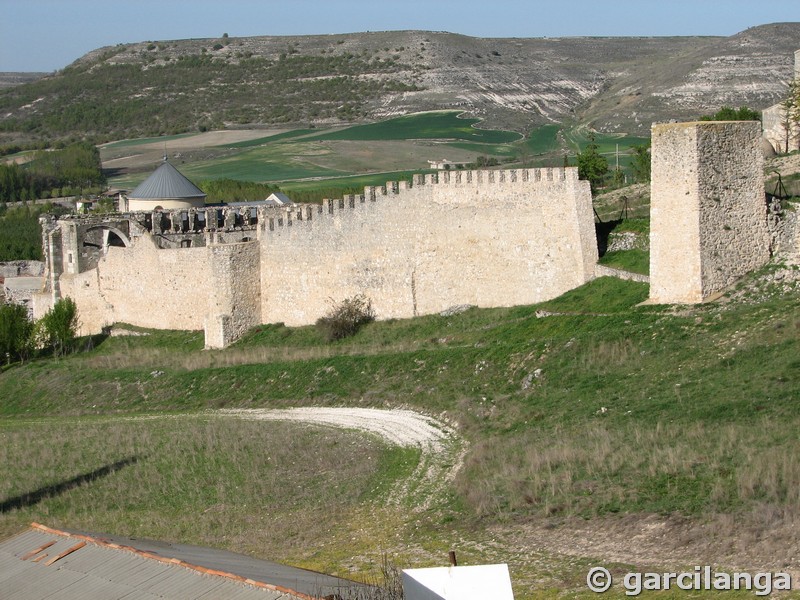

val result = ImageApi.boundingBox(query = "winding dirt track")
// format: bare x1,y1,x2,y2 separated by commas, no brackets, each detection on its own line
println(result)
219,407,453,449
219,407,464,509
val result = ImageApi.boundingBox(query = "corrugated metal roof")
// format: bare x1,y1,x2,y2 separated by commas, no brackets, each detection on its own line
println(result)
128,161,206,200
67,528,370,598
0,525,303,600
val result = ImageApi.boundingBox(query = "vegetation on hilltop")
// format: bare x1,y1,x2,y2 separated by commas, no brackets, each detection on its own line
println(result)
3,24,799,146
699,105,761,122
0,49,419,142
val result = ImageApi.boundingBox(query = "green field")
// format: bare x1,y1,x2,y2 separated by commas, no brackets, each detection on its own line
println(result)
101,132,198,150
182,153,343,182
218,128,317,148
442,140,518,157
523,123,562,154
306,111,522,143
280,170,428,193
562,127,650,157
104,115,653,194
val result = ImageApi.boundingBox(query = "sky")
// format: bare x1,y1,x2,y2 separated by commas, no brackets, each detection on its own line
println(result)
2,0,799,72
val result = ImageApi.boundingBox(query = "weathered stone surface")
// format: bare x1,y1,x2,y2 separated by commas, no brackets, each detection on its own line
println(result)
34,167,598,347
649,121,770,303
260,168,597,327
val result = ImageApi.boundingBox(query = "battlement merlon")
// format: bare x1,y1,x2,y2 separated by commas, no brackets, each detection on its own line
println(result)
261,167,585,235
259,166,597,329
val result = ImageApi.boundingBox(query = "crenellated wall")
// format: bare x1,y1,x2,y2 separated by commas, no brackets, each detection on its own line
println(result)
35,167,598,347
32,128,785,348
259,167,597,326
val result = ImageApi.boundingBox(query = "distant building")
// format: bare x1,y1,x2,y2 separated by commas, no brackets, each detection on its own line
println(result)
120,159,207,211
265,192,293,206
427,159,468,170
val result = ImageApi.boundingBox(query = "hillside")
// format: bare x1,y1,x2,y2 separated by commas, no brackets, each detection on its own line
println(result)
0,72,46,89
1,23,798,144
1,262,799,596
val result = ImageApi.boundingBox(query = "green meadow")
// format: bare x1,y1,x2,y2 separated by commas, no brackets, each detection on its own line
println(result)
306,111,522,143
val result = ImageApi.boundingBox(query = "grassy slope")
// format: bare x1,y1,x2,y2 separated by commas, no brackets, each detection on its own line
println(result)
598,249,649,274
3,274,799,514
0,415,420,579
2,271,800,596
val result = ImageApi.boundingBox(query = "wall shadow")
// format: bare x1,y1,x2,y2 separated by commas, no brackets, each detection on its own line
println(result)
0,455,141,514
595,218,622,258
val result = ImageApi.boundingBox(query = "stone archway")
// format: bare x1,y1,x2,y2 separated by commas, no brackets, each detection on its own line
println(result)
80,226,133,271
85,225,131,250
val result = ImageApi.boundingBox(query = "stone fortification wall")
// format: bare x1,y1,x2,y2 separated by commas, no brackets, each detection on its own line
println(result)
259,168,597,326
57,236,213,337
650,121,770,304
204,241,261,349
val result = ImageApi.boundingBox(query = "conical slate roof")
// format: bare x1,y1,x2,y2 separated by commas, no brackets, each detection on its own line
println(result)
129,160,206,200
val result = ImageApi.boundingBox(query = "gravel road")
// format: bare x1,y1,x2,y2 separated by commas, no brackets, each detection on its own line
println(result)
219,407,464,509
219,407,453,449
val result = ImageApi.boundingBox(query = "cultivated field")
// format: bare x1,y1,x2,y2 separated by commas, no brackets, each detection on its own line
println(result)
99,112,650,194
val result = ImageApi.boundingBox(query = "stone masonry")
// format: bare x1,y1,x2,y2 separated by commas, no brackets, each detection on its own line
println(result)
260,168,598,327
649,121,770,304
34,167,598,348
33,129,778,348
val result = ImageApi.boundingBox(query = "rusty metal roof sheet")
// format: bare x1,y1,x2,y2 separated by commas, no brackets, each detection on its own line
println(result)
0,525,307,600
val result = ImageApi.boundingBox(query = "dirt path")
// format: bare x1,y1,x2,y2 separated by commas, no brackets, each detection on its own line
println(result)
219,407,464,509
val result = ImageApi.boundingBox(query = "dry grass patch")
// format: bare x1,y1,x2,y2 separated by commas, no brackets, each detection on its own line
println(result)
459,419,800,522
0,416,397,566
81,340,428,372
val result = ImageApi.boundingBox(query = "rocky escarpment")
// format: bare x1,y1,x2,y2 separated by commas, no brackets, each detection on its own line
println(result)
2,23,798,139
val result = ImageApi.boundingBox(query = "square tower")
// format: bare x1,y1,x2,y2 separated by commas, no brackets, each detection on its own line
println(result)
649,121,769,303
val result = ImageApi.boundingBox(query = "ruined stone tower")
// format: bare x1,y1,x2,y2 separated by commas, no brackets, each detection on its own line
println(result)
649,121,770,304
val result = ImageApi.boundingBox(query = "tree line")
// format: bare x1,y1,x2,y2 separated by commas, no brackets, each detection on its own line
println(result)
0,203,70,261
0,142,105,202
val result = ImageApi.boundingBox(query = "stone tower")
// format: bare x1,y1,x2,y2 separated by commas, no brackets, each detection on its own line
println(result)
649,121,770,304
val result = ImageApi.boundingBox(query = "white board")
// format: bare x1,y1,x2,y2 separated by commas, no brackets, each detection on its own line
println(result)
402,564,515,600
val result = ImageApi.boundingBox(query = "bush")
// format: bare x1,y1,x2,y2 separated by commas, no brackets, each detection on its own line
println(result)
315,294,375,341
0,303,34,364
39,297,79,357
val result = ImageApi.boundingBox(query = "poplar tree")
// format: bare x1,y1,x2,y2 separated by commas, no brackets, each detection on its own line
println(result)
576,132,608,192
